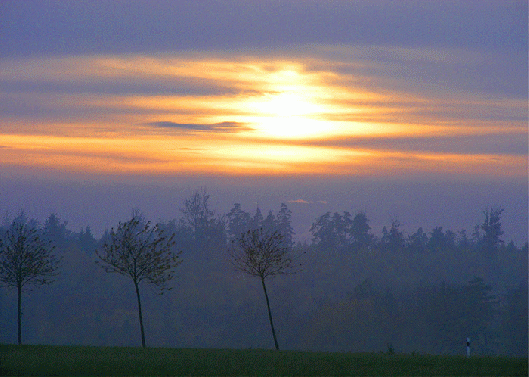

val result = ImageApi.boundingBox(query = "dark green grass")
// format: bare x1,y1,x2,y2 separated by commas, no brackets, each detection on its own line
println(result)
0,344,526,376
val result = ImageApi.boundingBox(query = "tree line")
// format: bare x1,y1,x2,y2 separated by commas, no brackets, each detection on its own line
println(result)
0,189,526,355
309,207,512,254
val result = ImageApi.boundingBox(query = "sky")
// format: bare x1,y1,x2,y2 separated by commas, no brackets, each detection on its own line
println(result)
0,1,527,244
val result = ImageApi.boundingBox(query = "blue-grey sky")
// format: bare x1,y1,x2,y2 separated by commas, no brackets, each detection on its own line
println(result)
0,1,527,244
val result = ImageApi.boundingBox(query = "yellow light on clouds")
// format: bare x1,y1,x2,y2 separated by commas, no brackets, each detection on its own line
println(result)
0,54,525,178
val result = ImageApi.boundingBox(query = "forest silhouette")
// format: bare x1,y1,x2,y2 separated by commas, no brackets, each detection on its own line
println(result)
0,190,526,356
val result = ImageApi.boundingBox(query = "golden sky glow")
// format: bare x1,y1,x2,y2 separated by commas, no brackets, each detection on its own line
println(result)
0,53,526,178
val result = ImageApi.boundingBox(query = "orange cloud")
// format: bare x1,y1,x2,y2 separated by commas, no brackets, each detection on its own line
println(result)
0,52,525,179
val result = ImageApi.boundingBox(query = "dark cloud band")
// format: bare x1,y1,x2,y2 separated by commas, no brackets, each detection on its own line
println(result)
147,121,252,133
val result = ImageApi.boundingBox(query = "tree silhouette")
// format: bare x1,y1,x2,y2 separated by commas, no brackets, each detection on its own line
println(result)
181,188,215,241
480,207,504,253
408,227,428,253
310,211,352,251
380,219,405,252
428,227,447,252
229,228,298,350
251,207,264,230
0,213,60,344
180,188,226,255
43,213,70,247
276,203,294,249
350,212,373,251
226,203,251,242
96,212,181,347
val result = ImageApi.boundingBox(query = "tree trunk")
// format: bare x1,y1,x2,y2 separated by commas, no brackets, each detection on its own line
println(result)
134,281,146,348
261,278,279,350
17,282,22,345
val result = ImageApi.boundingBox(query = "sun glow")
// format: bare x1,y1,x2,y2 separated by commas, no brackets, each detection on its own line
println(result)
253,117,334,139
255,92,316,118
240,70,342,139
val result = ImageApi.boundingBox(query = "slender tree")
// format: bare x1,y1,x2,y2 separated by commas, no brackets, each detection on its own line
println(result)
0,213,60,345
96,212,181,347
229,228,298,350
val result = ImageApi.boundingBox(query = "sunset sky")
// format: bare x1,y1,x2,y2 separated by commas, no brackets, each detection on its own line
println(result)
0,1,527,243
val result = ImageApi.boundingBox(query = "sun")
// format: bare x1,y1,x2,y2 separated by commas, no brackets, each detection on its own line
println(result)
232,66,345,139
258,92,314,118
246,91,333,139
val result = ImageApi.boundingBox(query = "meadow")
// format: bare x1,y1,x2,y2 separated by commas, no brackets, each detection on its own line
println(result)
1,344,526,376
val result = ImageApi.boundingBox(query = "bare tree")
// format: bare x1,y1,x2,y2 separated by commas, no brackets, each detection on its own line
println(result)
0,213,60,345
96,212,181,347
229,228,298,350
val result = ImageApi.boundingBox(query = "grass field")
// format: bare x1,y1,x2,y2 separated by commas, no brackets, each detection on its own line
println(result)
0,344,526,376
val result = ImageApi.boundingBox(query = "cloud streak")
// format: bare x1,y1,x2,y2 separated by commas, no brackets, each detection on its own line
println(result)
287,199,328,205
146,121,253,133
291,133,528,156
287,199,310,204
